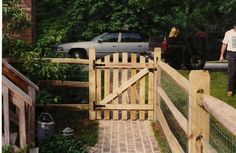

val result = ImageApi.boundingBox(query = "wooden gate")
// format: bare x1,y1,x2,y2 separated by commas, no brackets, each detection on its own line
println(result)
89,49,159,120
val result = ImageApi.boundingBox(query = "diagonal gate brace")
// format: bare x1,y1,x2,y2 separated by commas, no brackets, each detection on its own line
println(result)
98,68,151,105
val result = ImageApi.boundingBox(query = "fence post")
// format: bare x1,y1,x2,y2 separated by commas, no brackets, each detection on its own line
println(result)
154,48,161,121
188,70,210,153
89,48,96,120
28,86,36,145
3,85,10,145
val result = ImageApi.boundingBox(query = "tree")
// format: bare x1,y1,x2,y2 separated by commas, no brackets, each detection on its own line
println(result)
2,0,31,57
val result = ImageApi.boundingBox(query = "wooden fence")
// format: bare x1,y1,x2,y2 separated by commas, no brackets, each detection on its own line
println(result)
29,48,236,152
154,48,236,153
2,60,39,151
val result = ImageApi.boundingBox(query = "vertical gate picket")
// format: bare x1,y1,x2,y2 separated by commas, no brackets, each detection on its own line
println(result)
96,59,102,119
113,53,119,120
122,53,128,120
148,59,154,120
131,54,137,120
104,55,111,120
139,56,146,120
92,52,155,121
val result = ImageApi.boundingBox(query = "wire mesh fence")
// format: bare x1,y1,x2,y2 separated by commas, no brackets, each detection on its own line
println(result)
160,70,188,152
38,64,89,104
210,117,236,153
160,70,236,153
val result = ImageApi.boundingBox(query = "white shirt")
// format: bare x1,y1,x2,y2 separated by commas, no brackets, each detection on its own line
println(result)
222,29,236,52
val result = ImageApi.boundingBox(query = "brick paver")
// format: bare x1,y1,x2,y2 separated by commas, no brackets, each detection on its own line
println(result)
89,120,161,153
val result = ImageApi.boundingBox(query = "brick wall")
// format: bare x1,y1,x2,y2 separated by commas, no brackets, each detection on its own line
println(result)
19,0,35,45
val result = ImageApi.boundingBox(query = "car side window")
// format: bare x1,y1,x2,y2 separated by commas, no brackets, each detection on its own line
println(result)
101,33,119,42
121,33,144,42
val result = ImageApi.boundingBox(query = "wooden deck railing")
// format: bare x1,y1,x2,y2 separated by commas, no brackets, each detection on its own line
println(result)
2,60,39,150
154,47,236,153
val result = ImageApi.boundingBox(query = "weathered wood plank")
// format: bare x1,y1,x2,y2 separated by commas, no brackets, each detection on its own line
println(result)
45,58,89,64
122,53,128,120
148,59,154,120
104,55,111,120
188,70,210,153
158,61,189,93
131,54,137,120
3,85,10,145
155,48,162,121
95,63,154,69
36,104,89,109
96,59,102,119
97,104,153,110
89,48,96,120
19,101,26,147
3,76,32,105
153,49,159,121
139,56,146,120
39,80,89,88
202,94,236,136
158,86,187,134
3,59,39,91
28,86,36,144
158,108,184,153
113,53,119,120
98,68,149,105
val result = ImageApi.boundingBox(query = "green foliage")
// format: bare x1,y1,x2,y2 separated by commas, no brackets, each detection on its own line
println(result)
18,51,70,81
3,0,31,57
36,90,61,105
36,0,236,44
39,135,86,153
2,145,28,153
2,145,14,153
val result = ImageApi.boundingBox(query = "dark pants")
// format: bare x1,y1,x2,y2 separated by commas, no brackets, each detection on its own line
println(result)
227,51,236,92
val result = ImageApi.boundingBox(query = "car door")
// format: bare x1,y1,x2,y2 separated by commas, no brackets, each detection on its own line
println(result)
118,32,149,55
90,32,119,58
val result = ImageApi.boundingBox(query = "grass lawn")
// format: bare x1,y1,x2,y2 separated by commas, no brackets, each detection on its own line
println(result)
179,70,236,108
153,69,236,153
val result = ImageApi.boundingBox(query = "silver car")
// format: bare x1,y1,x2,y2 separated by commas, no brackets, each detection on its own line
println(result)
56,31,152,59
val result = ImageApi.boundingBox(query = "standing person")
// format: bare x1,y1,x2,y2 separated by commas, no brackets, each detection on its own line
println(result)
219,24,236,96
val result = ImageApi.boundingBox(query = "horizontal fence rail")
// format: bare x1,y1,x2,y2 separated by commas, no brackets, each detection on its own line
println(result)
153,47,236,153
2,60,38,151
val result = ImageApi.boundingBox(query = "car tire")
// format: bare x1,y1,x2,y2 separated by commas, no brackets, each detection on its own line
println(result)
73,52,82,58
187,54,205,70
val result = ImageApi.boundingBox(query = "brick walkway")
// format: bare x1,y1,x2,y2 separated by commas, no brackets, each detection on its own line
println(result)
89,120,161,153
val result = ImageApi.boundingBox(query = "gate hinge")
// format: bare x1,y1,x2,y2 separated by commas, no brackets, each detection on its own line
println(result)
93,101,106,111
148,67,157,72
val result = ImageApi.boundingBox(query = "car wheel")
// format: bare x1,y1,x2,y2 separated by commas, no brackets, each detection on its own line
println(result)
73,52,82,58
189,54,205,69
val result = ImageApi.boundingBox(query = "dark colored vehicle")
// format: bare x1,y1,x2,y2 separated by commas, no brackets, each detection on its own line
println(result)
161,28,224,69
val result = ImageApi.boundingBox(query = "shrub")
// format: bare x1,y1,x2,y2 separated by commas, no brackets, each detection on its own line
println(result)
39,135,87,153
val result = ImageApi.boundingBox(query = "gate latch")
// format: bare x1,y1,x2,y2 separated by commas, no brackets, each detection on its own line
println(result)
93,101,105,111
